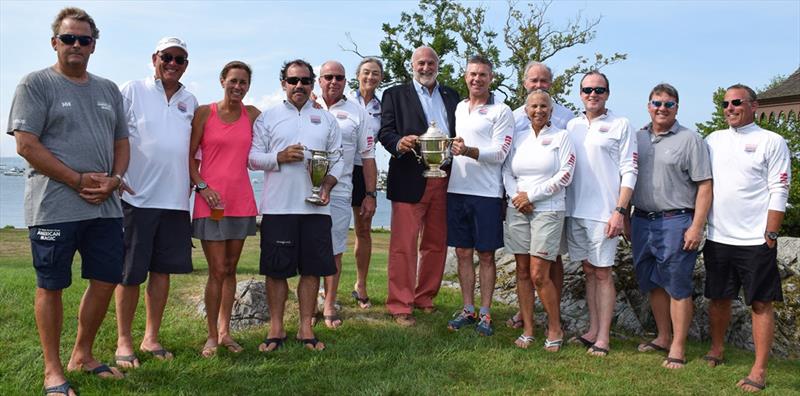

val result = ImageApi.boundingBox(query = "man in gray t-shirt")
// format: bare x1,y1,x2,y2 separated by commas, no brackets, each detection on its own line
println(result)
6,7,128,394
626,83,712,370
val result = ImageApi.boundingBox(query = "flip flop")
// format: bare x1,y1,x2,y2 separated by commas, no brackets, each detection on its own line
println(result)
703,355,724,368
200,345,217,358
141,348,173,360
544,338,563,352
569,336,595,348
258,337,286,352
638,341,669,353
221,340,244,353
662,357,686,369
515,334,535,349
587,345,609,357
299,337,325,351
351,290,371,309
324,313,343,329
737,377,766,391
43,381,73,395
505,313,524,329
114,354,139,368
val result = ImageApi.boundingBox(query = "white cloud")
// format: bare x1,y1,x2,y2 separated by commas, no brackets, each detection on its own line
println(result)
245,89,285,111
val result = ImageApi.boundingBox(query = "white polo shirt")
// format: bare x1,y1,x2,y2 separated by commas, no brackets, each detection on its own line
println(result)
120,77,197,211
503,125,576,211
249,100,343,215
566,109,638,222
706,122,791,245
354,90,381,166
447,98,514,198
513,101,574,132
321,96,375,198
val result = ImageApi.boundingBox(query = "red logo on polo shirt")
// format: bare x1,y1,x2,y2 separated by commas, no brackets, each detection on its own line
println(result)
336,112,348,120
745,143,758,152
560,171,571,184
478,107,488,115
502,135,512,153
781,172,789,186
598,126,609,133
567,153,576,166
632,152,639,166
177,102,187,113
310,115,321,124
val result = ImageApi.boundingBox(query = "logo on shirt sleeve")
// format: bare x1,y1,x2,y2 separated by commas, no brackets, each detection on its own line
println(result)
781,172,789,186
502,135,512,153
632,152,639,167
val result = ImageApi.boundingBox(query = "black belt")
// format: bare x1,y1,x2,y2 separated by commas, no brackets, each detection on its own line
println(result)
633,208,694,220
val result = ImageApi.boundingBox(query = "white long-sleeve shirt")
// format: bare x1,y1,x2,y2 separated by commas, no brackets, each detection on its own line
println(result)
706,122,791,245
503,125,576,211
249,100,343,215
447,99,514,198
566,110,638,222
321,96,374,198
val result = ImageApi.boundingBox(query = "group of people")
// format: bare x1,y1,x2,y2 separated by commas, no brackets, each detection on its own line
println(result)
7,7,789,396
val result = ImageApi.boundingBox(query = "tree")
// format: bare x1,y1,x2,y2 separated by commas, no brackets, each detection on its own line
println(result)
695,87,726,137
343,0,626,109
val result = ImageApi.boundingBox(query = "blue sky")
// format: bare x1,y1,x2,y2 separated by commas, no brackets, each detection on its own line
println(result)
1,0,799,170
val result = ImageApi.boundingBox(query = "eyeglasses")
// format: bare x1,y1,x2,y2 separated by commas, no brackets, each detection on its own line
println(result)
285,76,314,85
322,74,345,82
720,99,747,108
650,100,677,109
581,87,607,95
56,34,94,46
159,53,187,65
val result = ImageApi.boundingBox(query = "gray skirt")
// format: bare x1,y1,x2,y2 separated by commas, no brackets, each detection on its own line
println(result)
192,216,257,241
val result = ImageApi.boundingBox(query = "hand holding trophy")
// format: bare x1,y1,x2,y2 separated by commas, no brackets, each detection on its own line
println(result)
410,121,454,178
305,147,341,205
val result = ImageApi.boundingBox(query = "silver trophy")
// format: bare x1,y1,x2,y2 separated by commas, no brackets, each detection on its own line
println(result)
305,147,340,204
411,121,454,178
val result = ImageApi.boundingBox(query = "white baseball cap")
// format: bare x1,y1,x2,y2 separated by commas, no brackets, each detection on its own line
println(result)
154,37,188,55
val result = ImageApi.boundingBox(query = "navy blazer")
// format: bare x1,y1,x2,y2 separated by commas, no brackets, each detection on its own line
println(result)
378,82,460,203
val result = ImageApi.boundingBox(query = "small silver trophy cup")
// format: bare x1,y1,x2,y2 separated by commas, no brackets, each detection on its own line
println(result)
413,121,454,178
305,148,340,204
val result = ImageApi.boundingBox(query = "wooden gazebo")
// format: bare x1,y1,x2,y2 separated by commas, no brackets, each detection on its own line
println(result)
757,68,800,123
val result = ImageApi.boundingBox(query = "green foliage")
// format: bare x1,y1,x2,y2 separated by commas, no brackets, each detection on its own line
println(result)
345,0,626,109
695,87,727,137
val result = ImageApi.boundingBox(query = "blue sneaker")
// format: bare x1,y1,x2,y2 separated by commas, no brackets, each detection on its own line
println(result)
447,310,477,331
475,313,494,336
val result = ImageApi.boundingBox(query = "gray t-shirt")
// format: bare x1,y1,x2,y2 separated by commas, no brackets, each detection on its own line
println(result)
6,67,129,226
631,121,712,212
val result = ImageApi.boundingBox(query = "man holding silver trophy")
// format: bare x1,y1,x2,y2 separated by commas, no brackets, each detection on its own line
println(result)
248,59,343,351
378,46,460,327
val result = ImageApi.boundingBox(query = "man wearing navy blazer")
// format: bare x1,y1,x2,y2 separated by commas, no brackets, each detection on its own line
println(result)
378,46,460,326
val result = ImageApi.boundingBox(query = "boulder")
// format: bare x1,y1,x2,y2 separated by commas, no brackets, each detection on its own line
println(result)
196,278,271,331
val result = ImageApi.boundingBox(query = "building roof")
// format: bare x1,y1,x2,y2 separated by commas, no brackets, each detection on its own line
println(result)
759,68,800,100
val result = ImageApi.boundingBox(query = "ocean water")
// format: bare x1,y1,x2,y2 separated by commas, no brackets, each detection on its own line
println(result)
0,157,392,229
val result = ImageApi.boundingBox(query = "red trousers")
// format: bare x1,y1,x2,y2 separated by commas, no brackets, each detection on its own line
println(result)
386,178,448,315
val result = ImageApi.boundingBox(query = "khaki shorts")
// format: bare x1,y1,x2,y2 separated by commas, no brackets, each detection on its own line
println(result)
504,208,565,261
330,195,352,256
566,217,619,267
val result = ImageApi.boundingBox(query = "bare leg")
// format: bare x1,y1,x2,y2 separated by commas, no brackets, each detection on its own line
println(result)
737,301,774,391
477,251,496,311
352,207,373,301
297,275,325,350
201,240,227,355
114,284,141,367
706,298,732,362
260,276,287,351
592,266,615,352
642,287,672,351
322,253,343,328
141,272,170,357
532,256,561,344
581,261,598,343
514,254,535,346
36,288,72,391
664,295,693,369
67,280,123,378
455,247,476,309
217,239,245,349
550,255,564,298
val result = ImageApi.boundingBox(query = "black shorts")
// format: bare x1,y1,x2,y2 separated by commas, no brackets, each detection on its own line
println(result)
29,218,124,290
259,214,336,279
121,201,193,286
703,240,783,305
351,165,366,207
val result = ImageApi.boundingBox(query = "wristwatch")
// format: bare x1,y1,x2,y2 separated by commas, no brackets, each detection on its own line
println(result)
766,231,779,241
614,206,627,215
365,191,378,198
194,181,208,193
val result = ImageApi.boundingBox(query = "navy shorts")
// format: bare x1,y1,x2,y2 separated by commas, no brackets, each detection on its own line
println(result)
703,240,783,305
259,214,336,279
29,218,124,290
631,213,696,299
446,193,504,252
121,201,193,286
351,165,367,207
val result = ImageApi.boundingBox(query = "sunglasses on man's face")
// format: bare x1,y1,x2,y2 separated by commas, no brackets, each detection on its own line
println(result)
720,99,747,108
650,100,677,109
285,76,314,86
322,74,345,82
56,34,94,46
581,87,607,95
159,53,187,65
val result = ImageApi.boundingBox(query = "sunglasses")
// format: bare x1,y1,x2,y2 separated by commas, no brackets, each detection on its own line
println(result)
650,100,676,109
285,76,314,85
322,74,345,82
56,34,94,46
581,87,607,95
720,99,747,108
159,53,187,65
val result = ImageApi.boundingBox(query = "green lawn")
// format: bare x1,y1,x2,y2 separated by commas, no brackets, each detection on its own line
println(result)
1,228,798,395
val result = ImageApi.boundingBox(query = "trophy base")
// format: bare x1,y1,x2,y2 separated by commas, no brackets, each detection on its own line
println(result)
423,169,448,178
306,196,324,204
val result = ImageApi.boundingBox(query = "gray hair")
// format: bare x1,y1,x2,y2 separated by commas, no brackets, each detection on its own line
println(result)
356,57,384,76
727,83,758,101
649,83,680,103
411,46,439,64
526,89,554,108
523,61,553,82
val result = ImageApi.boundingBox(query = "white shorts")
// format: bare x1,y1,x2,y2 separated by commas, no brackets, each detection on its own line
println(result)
566,217,619,267
330,195,352,255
